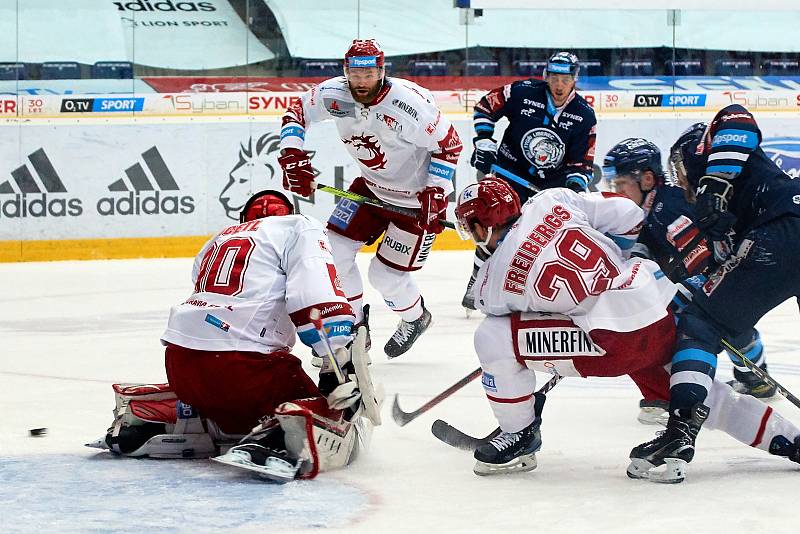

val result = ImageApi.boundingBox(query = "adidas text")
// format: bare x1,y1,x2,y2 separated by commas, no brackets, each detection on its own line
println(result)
0,194,83,218
97,191,195,216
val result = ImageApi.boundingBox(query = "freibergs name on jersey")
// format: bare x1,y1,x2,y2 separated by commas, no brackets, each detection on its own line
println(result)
517,326,605,358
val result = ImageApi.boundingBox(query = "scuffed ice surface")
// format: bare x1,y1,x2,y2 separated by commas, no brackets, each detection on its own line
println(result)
0,453,367,533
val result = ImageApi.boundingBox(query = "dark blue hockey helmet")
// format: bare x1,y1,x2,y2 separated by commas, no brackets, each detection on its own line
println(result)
669,122,708,189
545,51,580,77
602,138,663,187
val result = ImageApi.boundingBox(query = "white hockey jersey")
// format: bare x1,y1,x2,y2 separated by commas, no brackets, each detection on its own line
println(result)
475,189,677,333
280,76,462,208
161,215,355,356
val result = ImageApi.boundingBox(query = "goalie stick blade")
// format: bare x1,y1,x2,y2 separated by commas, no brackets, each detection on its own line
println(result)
391,394,415,427
431,419,501,451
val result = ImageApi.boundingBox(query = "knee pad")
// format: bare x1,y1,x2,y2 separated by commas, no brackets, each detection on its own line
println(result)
474,316,512,368
367,257,405,296
328,232,362,277
677,311,721,354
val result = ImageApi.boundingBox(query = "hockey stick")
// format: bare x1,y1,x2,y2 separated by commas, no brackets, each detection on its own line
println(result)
391,367,482,426
490,164,542,193
720,338,800,409
314,183,456,230
431,373,563,451
309,308,345,384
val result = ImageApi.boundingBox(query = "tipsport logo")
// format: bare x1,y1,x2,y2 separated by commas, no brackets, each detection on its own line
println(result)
761,138,800,179
99,146,195,215
0,148,83,218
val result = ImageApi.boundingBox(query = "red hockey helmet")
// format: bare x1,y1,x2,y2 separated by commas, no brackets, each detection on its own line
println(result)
344,39,385,69
239,190,294,223
455,177,521,246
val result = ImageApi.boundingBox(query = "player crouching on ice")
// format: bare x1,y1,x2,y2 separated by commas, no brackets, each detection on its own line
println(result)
453,178,800,482
87,190,382,483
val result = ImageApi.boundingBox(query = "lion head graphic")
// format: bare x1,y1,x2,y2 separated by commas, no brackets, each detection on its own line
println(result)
218,132,317,220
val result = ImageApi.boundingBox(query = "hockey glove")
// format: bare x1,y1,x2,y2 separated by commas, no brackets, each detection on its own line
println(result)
279,148,315,197
695,175,737,263
417,186,448,234
565,172,590,193
470,137,497,175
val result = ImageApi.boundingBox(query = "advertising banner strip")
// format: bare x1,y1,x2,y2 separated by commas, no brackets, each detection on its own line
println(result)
2,90,800,119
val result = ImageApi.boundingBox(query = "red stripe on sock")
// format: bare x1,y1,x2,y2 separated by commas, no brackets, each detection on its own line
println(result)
393,296,421,313
750,406,773,447
486,393,533,404
347,294,363,302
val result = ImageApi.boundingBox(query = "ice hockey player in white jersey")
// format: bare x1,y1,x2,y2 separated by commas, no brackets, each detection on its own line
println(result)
88,190,381,483
454,178,800,481
278,39,463,359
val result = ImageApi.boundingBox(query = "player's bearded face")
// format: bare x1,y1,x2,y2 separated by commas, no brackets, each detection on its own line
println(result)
346,67,384,104
546,74,576,106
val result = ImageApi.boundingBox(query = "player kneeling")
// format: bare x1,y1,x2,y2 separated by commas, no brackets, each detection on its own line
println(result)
87,190,382,482
454,178,800,482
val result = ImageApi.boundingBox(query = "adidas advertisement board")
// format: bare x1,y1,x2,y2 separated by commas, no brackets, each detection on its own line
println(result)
1,114,800,259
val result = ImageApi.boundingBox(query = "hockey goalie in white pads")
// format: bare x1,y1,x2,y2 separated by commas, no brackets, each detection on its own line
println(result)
88,189,382,482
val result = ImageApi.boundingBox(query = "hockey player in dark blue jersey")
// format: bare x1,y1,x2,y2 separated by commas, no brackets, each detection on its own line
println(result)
462,52,598,314
627,105,800,482
603,138,777,427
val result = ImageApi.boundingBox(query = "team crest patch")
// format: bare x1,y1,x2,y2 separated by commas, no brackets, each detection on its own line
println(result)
481,372,497,392
520,128,566,170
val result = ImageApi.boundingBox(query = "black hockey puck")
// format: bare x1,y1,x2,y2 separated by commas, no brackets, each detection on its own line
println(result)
29,427,48,437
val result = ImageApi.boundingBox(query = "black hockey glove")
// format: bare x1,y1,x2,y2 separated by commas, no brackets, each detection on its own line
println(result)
470,137,497,175
695,175,737,262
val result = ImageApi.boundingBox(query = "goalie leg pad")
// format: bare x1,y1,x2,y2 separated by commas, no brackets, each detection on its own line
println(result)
275,397,364,479
88,383,216,459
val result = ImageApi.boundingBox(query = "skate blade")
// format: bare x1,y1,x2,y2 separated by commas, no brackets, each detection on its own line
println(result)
627,457,686,483
310,355,323,368
464,307,474,318
212,452,298,484
637,407,668,426
473,453,538,476
85,437,110,450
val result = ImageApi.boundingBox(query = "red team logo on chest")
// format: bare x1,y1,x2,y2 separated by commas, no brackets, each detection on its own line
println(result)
344,134,388,170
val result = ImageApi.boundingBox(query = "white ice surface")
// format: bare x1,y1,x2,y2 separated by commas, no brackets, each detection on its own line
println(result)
1,250,799,534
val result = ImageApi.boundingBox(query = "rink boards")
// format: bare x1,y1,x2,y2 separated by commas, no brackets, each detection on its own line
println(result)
1,92,799,262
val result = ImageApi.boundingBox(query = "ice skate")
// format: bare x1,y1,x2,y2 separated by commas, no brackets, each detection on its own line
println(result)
473,418,542,476
727,364,777,399
768,435,800,465
461,275,477,317
627,403,708,483
212,443,300,484
384,300,432,359
637,399,669,426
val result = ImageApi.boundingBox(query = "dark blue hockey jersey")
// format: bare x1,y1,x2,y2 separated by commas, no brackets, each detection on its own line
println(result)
686,104,800,232
473,79,597,190
639,182,712,281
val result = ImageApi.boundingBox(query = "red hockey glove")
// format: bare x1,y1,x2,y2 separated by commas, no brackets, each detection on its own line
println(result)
279,148,315,197
417,186,448,234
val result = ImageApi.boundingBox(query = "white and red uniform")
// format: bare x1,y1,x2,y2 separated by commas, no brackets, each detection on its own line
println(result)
473,188,796,456
280,76,462,321
281,76,460,208
161,215,355,434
